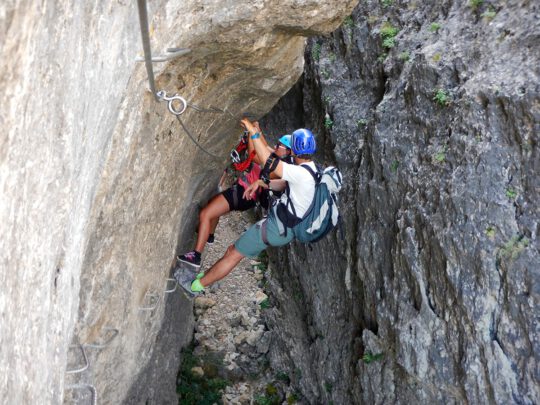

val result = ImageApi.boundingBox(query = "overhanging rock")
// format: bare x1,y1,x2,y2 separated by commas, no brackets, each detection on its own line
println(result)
0,1,358,403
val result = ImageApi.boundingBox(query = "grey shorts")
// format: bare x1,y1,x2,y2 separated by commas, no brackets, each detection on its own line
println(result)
234,216,294,258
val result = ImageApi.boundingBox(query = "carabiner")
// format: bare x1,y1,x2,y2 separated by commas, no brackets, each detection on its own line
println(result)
156,90,187,115
230,149,241,164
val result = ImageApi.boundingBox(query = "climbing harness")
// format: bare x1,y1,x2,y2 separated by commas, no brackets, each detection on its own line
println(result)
136,0,231,158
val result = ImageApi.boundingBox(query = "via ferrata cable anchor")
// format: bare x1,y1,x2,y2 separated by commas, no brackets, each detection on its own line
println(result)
135,47,191,63
156,90,187,115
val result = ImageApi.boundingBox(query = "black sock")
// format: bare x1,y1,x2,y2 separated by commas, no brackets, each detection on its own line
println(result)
194,250,202,258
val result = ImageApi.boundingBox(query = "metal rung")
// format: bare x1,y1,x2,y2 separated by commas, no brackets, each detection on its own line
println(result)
66,344,89,374
164,278,177,293
65,383,97,405
85,327,120,349
135,47,191,62
138,291,160,311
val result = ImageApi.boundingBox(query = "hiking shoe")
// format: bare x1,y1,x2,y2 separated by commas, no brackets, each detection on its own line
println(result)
207,234,215,244
174,268,200,297
177,250,201,267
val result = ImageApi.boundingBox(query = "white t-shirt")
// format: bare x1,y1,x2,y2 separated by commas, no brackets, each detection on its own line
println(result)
281,161,317,218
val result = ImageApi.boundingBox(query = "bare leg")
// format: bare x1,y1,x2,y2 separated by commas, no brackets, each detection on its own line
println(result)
195,194,230,252
209,217,219,235
200,245,244,287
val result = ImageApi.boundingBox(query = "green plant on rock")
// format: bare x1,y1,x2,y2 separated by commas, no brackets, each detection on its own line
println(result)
380,23,399,49
329,52,337,63
312,43,321,61
255,384,281,405
498,236,529,260
485,226,496,239
362,351,384,364
432,53,442,62
324,116,334,129
367,15,379,25
321,68,331,80
343,15,355,29
287,392,300,404
470,0,484,10
383,37,396,49
390,160,399,173
324,382,333,393
260,298,270,309
276,371,290,383
176,344,230,405
377,52,388,62
357,118,368,128
255,395,280,405
433,88,450,106
433,146,447,163
381,0,393,8
399,51,410,61
481,7,497,19
430,22,442,32
505,188,517,200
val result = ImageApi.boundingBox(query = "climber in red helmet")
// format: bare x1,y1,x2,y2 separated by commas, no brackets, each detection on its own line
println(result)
176,121,293,270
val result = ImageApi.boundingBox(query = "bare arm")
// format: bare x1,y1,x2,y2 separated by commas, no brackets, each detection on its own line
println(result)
247,121,274,165
241,118,284,178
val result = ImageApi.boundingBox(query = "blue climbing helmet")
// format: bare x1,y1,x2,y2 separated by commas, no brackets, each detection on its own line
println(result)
291,129,316,155
278,134,292,149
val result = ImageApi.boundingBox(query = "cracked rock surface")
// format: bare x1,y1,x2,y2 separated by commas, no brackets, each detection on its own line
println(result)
182,212,297,404
259,1,539,404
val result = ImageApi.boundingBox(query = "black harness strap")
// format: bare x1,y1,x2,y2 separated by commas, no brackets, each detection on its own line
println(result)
260,153,279,185
232,184,239,208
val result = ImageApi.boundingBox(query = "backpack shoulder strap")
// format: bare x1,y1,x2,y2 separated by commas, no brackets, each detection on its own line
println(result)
300,163,322,183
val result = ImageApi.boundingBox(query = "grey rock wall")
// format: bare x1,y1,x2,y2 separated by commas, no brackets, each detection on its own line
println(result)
261,0,539,404
0,1,357,403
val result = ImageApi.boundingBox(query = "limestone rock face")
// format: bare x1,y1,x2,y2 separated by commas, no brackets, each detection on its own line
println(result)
0,1,357,403
261,1,539,404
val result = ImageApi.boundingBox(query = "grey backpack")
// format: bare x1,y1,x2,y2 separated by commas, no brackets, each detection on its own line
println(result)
272,164,342,243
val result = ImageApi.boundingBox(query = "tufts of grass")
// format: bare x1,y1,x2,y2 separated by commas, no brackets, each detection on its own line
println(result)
176,344,229,405
433,146,447,163
260,298,270,309
380,23,399,50
287,392,300,404
498,236,529,260
429,22,442,32
399,51,410,61
470,0,484,10
357,118,369,128
324,116,334,129
505,188,517,200
275,371,290,383
343,15,354,29
481,7,497,19
362,352,384,364
433,89,450,106
312,43,321,61
485,226,496,239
